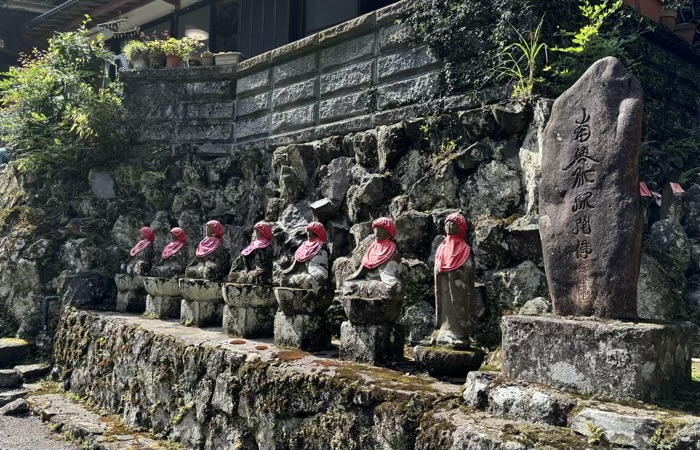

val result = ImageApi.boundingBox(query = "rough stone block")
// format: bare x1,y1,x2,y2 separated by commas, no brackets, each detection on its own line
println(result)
235,115,270,140
89,171,116,200
145,295,181,320
377,46,439,81
272,78,318,108
0,398,28,416
376,72,440,111
267,129,315,148
115,274,146,313
271,35,319,62
320,61,374,96
236,69,271,95
315,116,372,139
0,369,22,389
319,92,368,123
273,53,317,86
319,13,376,44
378,22,413,52
571,407,661,448
180,299,223,328
185,81,234,96
14,363,50,381
222,305,276,338
413,345,484,378
320,34,376,71
0,338,30,369
177,123,233,142
274,311,330,350
0,389,28,407
236,92,270,118
187,102,235,119
502,315,696,401
271,104,317,134
339,321,404,364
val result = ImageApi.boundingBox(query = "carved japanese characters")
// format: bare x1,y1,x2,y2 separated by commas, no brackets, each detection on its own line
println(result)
540,56,643,319
185,220,230,280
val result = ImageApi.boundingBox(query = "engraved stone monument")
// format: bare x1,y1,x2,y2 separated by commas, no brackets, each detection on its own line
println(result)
274,222,333,350
115,226,155,313
501,57,696,401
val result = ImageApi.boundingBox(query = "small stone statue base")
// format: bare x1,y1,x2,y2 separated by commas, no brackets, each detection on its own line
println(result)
339,321,404,365
502,315,697,402
178,279,224,327
413,345,485,378
273,287,332,350
143,277,181,319
114,274,146,313
221,283,276,338
274,312,330,350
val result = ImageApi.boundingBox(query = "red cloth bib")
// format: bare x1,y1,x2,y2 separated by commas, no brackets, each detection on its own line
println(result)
162,227,186,259
362,239,396,269
435,213,471,272
130,227,155,256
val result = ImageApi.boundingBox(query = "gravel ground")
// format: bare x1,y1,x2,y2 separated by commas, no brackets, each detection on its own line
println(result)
0,415,78,450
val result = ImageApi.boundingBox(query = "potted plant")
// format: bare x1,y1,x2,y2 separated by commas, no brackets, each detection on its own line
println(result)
123,40,149,69
201,51,214,66
623,0,663,22
146,40,165,68
674,3,697,43
188,55,202,66
659,8,677,30
215,52,243,66
160,37,203,68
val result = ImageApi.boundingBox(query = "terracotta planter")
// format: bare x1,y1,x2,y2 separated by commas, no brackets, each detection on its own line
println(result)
674,22,697,43
201,56,215,66
131,54,149,69
166,55,182,68
623,0,662,22
659,9,677,30
149,53,165,68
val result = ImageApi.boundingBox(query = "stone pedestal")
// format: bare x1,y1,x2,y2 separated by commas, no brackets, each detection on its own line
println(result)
221,283,276,338
501,315,697,401
413,345,485,378
114,274,146,313
143,277,181,319
339,321,404,364
178,279,224,327
273,287,333,350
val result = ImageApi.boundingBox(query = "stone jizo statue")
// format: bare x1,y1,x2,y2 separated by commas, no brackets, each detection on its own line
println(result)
278,221,329,291
342,217,402,301
227,221,273,285
185,220,230,280
122,227,155,276
433,213,483,347
151,227,188,278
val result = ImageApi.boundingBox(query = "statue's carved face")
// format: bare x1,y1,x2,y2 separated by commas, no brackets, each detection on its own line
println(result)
254,229,264,240
445,221,460,235
374,227,391,240
308,230,317,240
206,226,215,237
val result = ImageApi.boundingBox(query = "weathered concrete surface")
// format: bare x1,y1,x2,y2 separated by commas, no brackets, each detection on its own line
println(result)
0,414,79,450
52,309,603,450
501,315,696,401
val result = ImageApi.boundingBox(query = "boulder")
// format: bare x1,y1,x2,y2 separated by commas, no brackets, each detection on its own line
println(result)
683,184,700,237
506,215,543,266
644,218,690,286
472,217,509,271
571,408,661,449
0,369,22,389
519,125,543,216
61,271,117,310
0,338,30,369
346,167,384,222
320,157,353,208
394,211,433,259
111,215,142,251
398,301,435,345
487,261,548,308
519,297,551,316
353,130,378,169
14,363,51,381
637,253,675,321
0,398,29,416
452,139,494,173
458,107,500,144
89,171,116,199
460,160,521,219
377,123,408,172
410,162,460,211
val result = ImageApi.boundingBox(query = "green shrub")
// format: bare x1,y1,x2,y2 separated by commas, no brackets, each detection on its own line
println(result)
160,37,203,59
0,20,126,180
122,40,149,61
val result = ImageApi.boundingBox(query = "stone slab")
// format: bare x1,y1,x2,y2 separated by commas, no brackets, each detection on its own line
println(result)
145,295,181,320
0,388,29,407
571,407,661,448
413,345,484,378
0,338,30,369
0,370,22,389
273,311,330,351
339,321,404,365
180,300,223,328
14,363,50,381
501,315,696,401
222,305,276,338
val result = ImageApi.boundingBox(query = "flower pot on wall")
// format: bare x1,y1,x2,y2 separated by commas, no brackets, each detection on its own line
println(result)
131,55,149,69
201,55,214,66
623,0,662,22
215,52,243,65
166,55,182,68
674,22,697,43
659,9,677,30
